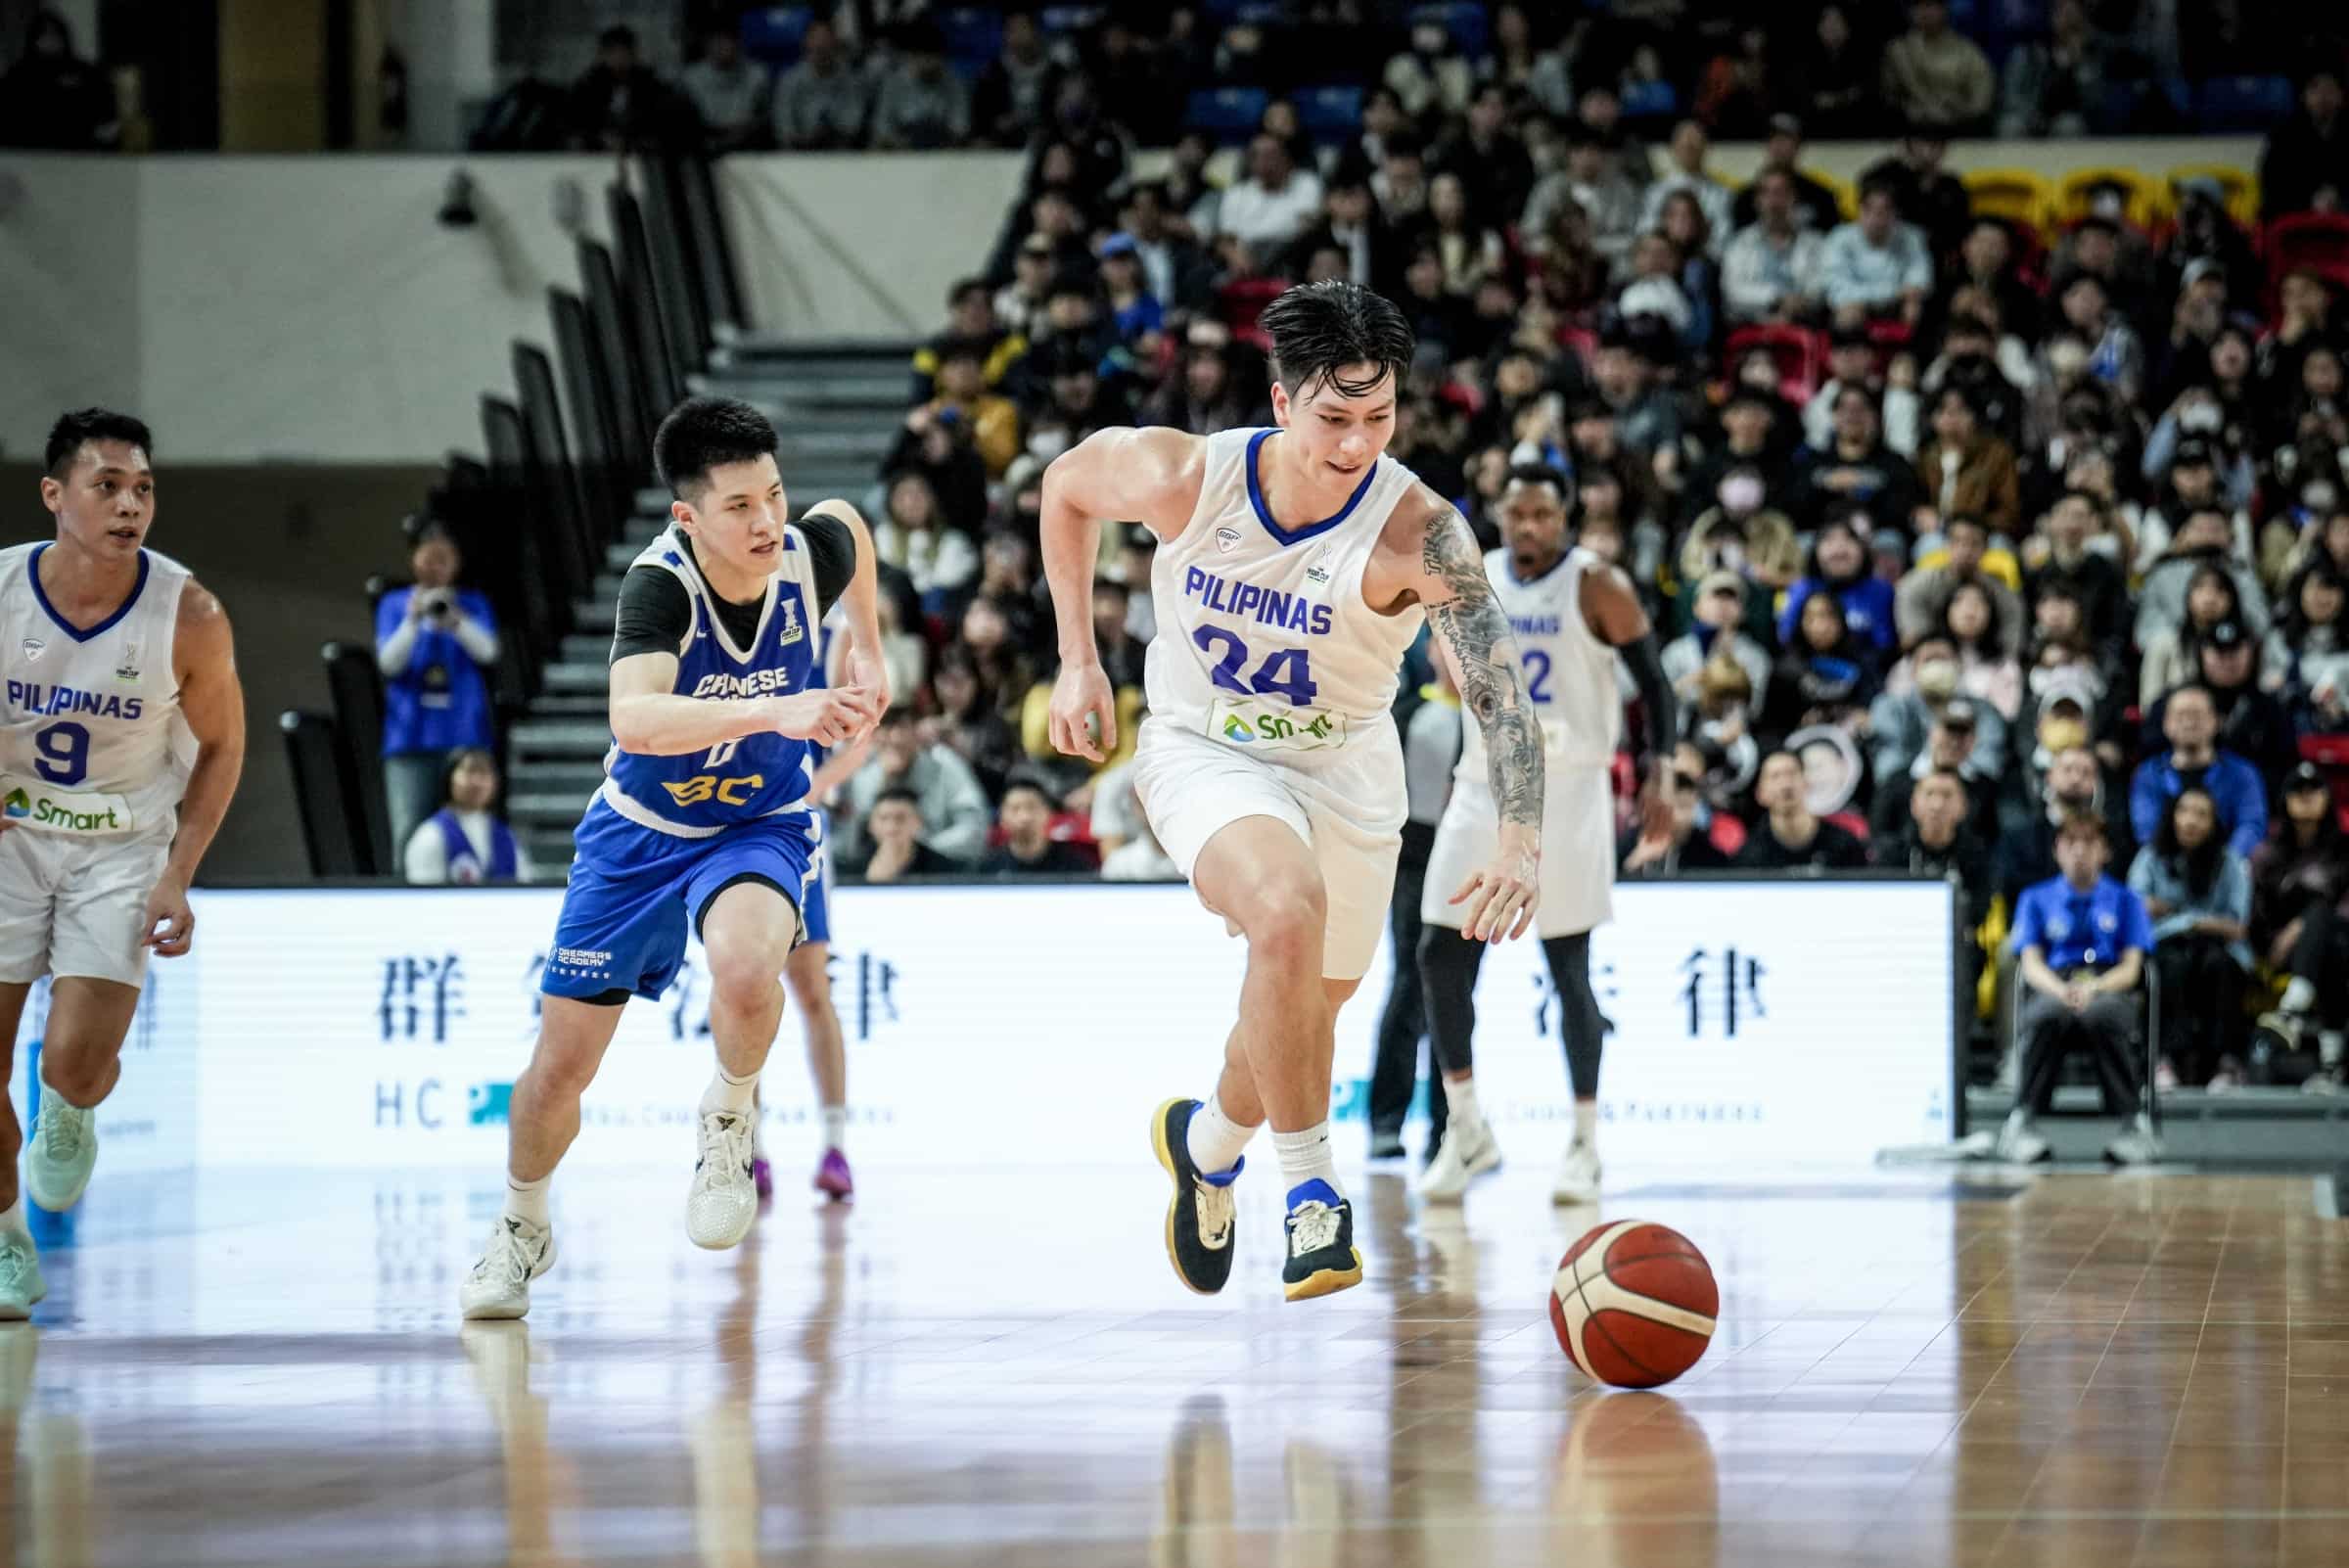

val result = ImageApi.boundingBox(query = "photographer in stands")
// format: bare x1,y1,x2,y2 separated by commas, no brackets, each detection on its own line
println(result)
375,521,500,851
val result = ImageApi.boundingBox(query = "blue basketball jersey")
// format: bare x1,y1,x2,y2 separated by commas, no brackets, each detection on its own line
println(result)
598,526,823,836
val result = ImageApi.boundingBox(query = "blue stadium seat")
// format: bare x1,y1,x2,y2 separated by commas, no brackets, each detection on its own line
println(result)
740,5,812,66
1187,86,1271,145
1297,85,1364,143
934,6,1003,68
1620,78,1680,125
2198,75,2294,134
1409,2,1489,59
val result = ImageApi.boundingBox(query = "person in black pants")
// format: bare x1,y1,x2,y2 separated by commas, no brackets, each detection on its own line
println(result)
1367,665,1460,1161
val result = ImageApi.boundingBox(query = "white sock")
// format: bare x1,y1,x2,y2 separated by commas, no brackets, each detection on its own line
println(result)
700,1066,759,1117
1443,1076,1484,1128
1272,1123,1342,1204
503,1174,551,1228
2323,1031,2345,1069
2283,976,2318,1015
1573,1100,1598,1149
1185,1091,1257,1176
0,1196,25,1239
821,1105,848,1152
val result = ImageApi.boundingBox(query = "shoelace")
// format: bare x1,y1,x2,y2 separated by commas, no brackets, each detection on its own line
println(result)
1288,1201,1341,1256
1192,1179,1235,1249
41,1100,84,1164
0,1239,33,1293
694,1113,752,1191
473,1219,535,1285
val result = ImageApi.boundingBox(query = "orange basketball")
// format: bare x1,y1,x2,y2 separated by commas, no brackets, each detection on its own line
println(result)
1550,1220,1718,1388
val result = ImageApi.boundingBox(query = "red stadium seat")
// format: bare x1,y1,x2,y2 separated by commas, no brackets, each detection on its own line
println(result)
1218,277,1289,336
1723,325,1829,406
2264,214,2349,294
2299,734,2349,829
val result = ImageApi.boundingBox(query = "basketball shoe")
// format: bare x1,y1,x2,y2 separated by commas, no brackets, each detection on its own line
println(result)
1552,1142,1602,1205
460,1215,555,1319
687,1109,760,1249
1419,1118,1500,1203
0,1232,44,1320
1994,1109,2051,1165
812,1148,853,1201
1150,1098,1239,1295
1281,1180,1361,1301
2102,1111,2162,1167
23,1086,96,1213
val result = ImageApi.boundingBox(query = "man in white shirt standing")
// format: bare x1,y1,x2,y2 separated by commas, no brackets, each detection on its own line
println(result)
1722,168,1825,326
1215,133,1325,269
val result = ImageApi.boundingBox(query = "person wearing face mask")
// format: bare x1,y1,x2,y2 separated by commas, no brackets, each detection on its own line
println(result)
1870,637,2010,793
2129,787,2254,1087
1779,512,1899,655
2016,655,2108,804
2130,682,2268,860
1679,466,1801,598
1680,390,1791,528
1896,515,2025,655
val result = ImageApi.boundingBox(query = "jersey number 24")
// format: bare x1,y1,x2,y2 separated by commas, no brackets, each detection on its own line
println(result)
1193,627,1317,707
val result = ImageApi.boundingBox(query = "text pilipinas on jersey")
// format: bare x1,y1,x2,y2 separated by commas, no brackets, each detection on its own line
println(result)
6,680,146,721
1181,567,1335,636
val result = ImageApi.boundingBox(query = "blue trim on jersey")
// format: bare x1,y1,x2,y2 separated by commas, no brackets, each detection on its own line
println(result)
27,544,151,643
1244,430,1379,547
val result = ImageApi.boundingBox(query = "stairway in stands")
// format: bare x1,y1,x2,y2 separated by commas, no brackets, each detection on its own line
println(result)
500,338,913,869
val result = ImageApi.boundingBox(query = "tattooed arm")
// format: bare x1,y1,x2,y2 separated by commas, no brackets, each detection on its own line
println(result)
1379,488,1543,943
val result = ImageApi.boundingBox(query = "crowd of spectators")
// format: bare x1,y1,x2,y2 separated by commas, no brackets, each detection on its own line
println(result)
740,5,2349,1094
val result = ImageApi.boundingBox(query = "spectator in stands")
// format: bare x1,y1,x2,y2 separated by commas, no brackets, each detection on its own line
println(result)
857,787,963,881
1622,742,1738,874
924,643,1019,803
402,748,531,886
1590,337,1681,460
2131,683,2268,858
0,9,115,150
2024,490,2130,659
844,710,990,867
1681,389,1787,526
1881,0,1995,136
883,398,989,534
1384,17,1474,121
1800,4,1876,140
1666,572,1773,721
1880,769,1992,999
2176,619,2300,784
569,24,686,152
870,23,970,151
2002,744,2117,902
971,10,1061,149
2269,561,2349,729
682,26,771,152
1722,169,1825,328
1781,512,1899,653
1913,391,2022,539
2130,786,2253,1086
873,469,978,618
2139,563,2250,710
1737,750,1870,869
1765,589,1878,742
1287,172,1404,299
1214,132,1324,267
1116,183,1215,315
1940,579,2024,722
1524,124,1644,278
1791,392,1924,532
376,522,499,850
925,340,1023,479
1636,120,1734,254
2002,813,2158,1165
1369,128,1430,228
1922,313,2027,453
1614,230,1696,351
1442,82,1540,236
980,777,1093,875
2140,437,2252,578
994,233,1058,342
1873,635,2010,783
2253,764,2349,1081
1727,116,1841,235
912,279,1023,401
2260,69,2349,221
1820,182,1933,333
771,15,870,149
1806,327,1916,455
2056,273,2144,410
1423,171,1507,301
2137,514,2272,689
1681,467,1802,596
1996,0,2104,140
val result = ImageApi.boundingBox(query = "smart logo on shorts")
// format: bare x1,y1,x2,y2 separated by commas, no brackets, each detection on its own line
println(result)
3,788,26,820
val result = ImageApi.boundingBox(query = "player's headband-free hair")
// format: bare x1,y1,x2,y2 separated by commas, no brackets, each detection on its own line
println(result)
1258,280,1414,400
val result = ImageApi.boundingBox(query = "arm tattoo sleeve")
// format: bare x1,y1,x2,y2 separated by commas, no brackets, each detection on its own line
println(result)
1421,507,1544,829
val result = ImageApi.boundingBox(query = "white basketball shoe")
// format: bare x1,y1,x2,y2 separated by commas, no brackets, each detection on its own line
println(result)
686,1109,760,1249
0,1231,45,1320
23,1086,97,1213
1419,1119,1501,1203
1552,1142,1602,1206
460,1215,556,1320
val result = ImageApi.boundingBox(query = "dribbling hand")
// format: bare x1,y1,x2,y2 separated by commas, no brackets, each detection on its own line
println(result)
771,686,884,748
1048,662,1116,763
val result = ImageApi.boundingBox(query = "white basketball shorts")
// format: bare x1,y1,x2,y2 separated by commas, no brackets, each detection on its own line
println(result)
1422,764,1617,940
0,822,173,989
1130,718,1404,982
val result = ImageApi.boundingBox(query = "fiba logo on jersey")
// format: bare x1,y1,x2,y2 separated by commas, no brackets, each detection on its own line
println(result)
21,638,43,663
777,600,804,645
115,638,143,684
1305,551,1332,586
1214,526,1241,554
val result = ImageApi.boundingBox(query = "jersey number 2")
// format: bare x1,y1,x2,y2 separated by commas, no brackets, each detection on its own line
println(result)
1521,649,1553,703
34,722,88,787
1192,627,1318,707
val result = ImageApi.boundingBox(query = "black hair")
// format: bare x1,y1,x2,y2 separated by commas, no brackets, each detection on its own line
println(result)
1941,576,2005,653
2055,809,2109,848
598,23,637,50
934,335,989,367
1258,280,1414,400
45,407,153,477
1504,462,1572,504
2154,785,2228,899
1001,774,1060,810
436,746,501,812
653,396,778,500
872,785,923,813
947,276,990,305
1383,130,1425,161
1944,513,1989,541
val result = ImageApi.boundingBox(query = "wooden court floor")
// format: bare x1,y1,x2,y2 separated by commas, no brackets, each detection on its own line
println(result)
3,1159,2345,1566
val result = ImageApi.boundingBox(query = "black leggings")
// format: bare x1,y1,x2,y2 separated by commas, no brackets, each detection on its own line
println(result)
1416,926,1607,1099
2152,935,2245,1084
2288,904,2349,1029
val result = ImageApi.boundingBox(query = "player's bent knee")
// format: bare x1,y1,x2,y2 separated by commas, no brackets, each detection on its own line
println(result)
707,939,792,1011
1242,875,1328,965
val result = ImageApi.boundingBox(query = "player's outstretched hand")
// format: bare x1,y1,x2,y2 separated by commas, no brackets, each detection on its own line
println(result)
1449,839,1540,945
1047,661,1116,763
141,877,196,959
771,686,883,748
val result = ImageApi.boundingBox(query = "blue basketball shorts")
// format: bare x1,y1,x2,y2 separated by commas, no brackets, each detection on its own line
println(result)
540,798,818,1003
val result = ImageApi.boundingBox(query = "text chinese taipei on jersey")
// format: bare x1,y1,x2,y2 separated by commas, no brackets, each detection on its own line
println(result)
1132,427,1425,981
0,540,198,986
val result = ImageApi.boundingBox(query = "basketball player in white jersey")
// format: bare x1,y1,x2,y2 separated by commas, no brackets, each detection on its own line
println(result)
1416,464,1675,1207
1041,281,1546,1303
0,409,245,1316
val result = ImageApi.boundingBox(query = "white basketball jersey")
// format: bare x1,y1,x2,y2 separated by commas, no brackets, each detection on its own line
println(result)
1455,546,1621,787
1147,427,1424,761
0,542,196,837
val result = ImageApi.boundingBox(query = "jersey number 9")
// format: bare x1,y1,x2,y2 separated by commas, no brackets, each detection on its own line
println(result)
34,722,89,787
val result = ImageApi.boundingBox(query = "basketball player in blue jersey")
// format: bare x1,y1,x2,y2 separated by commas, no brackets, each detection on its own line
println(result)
1040,281,1547,1303
461,397,888,1320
